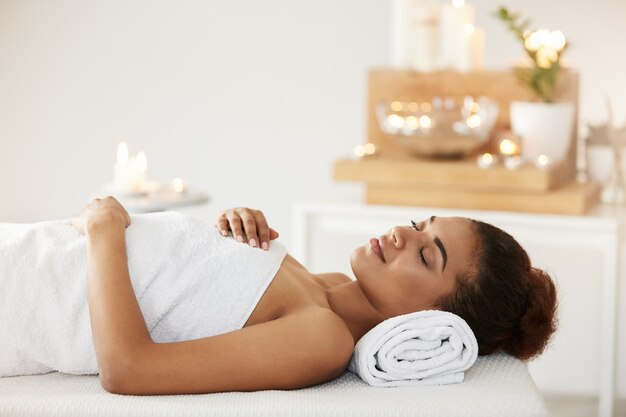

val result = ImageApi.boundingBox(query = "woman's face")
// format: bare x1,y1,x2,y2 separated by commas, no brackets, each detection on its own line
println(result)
350,216,476,319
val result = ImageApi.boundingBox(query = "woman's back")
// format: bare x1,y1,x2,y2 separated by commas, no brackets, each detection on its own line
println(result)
0,212,287,376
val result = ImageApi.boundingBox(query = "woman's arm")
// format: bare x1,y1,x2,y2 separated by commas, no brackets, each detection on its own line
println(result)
85,213,152,386
72,198,354,394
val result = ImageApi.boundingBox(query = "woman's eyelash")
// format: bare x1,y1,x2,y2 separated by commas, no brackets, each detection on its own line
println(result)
411,221,427,266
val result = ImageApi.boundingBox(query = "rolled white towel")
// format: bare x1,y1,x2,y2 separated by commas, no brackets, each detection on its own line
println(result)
348,310,478,387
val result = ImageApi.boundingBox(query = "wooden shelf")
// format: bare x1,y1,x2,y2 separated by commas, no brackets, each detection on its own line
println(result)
364,180,601,215
334,157,573,192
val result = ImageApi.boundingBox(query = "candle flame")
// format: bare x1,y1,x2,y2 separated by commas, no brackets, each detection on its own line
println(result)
499,139,519,156
406,115,419,130
172,178,185,193
390,101,403,112
419,115,433,129
364,143,376,155
117,142,129,164
466,114,482,128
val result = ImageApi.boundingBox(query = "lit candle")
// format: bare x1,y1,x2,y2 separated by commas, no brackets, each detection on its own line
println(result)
113,143,149,193
133,151,148,192
390,0,420,68
466,114,482,128
364,143,377,156
499,138,521,157
386,113,406,134
477,152,496,169
455,23,484,72
439,0,474,70
172,178,186,193
535,154,551,169
503,155,522,170
114,142,132,192
411,0,440,72
354,145,366,158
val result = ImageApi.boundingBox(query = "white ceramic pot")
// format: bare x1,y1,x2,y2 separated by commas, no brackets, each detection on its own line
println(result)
510,101,575,163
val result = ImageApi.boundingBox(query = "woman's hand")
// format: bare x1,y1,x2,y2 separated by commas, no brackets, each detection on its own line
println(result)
214,208,279,250
70,196,131,235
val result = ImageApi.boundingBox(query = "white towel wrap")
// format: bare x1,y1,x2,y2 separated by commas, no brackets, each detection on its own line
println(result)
348,310,478,387
0,212,287,377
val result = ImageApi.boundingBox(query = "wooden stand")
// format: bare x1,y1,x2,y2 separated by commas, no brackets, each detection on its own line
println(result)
333,69,601,215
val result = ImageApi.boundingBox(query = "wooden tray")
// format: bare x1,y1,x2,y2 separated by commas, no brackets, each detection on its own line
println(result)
334,157,573,192
365,180,601,215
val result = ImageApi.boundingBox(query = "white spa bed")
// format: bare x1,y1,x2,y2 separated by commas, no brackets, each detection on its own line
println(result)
0,353,547,417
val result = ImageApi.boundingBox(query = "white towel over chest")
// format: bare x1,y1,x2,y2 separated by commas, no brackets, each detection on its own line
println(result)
0,212,287,377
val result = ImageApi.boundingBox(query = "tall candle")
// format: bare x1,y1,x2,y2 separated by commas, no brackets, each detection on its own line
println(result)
390,0,416,68
113,143,148,193
455,23,484,72
438,0,474,70
114,142,133,192
411,0,440,72
134,151,147,191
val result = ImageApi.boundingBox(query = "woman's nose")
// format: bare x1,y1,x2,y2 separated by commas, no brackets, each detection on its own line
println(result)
390,227,406,248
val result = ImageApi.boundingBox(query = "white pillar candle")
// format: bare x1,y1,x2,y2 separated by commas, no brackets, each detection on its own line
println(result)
471,26,484,70
390,0,418,68
438,0,474,70
455,23,483,72
114,142,133,192
133,151,148,192
411,0,440,72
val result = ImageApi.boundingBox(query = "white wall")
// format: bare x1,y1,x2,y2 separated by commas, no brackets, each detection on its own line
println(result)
1,0,626,398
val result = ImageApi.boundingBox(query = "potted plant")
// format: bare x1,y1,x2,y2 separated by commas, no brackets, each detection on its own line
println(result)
494,6,575,164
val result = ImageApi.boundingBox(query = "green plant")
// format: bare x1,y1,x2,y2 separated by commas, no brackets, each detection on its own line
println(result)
494,7,568,103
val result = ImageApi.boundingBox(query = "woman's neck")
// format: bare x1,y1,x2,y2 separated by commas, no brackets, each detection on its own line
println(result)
325,280,385,343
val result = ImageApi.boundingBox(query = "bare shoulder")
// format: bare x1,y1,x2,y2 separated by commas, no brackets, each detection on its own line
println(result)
316,273,352,288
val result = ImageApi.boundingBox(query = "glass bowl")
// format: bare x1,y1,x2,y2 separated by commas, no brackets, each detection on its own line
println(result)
376,96,500,158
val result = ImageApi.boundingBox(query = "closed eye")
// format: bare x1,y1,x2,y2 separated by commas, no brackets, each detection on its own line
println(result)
411,220,428,266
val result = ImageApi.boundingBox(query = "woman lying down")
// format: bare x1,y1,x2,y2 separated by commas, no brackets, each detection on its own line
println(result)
0,197,557,394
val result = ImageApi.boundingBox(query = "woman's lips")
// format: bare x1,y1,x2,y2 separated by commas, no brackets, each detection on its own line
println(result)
370,237,385,262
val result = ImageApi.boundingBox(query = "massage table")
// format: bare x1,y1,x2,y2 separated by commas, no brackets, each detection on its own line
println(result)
0,353,547,417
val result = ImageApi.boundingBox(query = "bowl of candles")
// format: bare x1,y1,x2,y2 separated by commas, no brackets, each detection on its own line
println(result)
376,96,499,158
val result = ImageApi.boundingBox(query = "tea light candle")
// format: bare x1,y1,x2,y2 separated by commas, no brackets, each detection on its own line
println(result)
535,154,551,169
499,138,521,157
503,155,522,170
363,143,377,156
477,152,495,169
353,145,366,158
172,178,187,193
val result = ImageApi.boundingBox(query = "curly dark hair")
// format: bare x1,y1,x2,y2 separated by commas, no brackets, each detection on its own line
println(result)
437,219,558,360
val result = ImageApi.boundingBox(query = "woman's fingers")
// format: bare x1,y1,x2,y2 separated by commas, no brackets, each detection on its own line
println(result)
240,211,259,247
225,212,244,242
215,208,278,250
215,216,230,236
252,211,271,249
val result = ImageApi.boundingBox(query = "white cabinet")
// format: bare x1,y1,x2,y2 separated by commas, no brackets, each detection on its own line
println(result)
292,202,625,417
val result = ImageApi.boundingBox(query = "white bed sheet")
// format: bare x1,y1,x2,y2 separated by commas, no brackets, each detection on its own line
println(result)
0,353,547,417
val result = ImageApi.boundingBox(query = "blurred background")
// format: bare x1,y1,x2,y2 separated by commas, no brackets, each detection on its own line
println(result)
1,0,625,414
1,0,625,237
